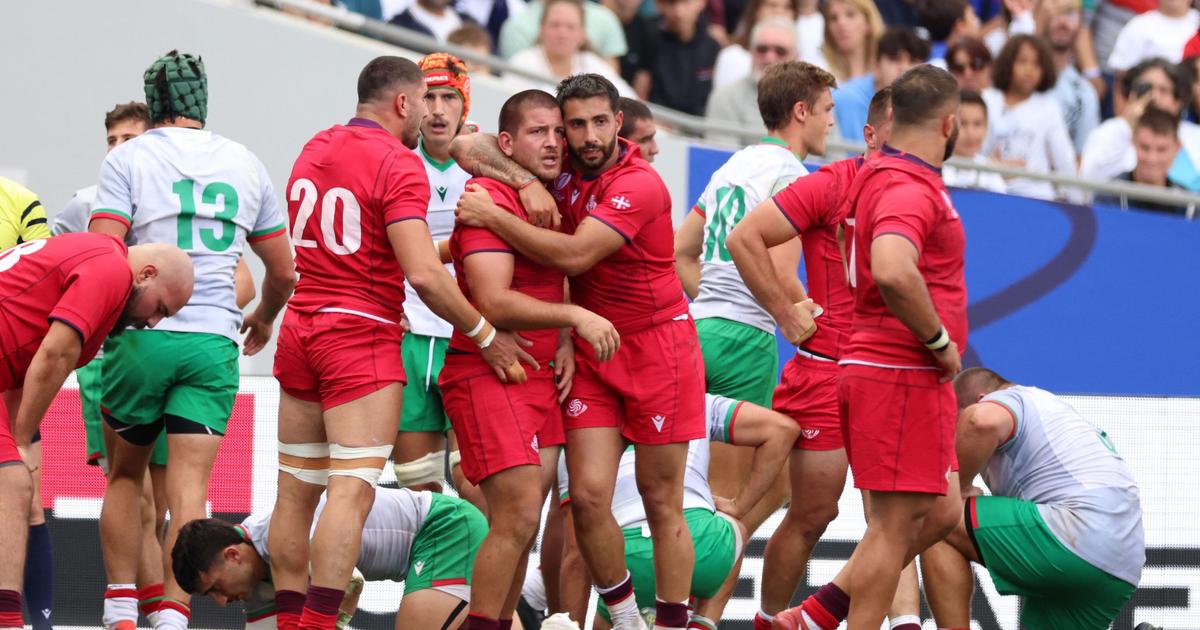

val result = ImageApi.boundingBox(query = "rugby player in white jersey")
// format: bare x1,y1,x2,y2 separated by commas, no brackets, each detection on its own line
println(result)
918,367,1145,630
392,53,480,499
172,488,488,629
556,394,799,629
90,50,297,630
671,61,835,546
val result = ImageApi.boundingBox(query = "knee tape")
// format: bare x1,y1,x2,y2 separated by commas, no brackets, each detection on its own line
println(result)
278,442,330,486
329,444,393,486
392,450,444,487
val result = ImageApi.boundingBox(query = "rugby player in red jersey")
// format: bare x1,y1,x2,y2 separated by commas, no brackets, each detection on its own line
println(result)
0,235,192,630
768,65,968,630
441,88,619,630
451,75,705,630
268,56,534,630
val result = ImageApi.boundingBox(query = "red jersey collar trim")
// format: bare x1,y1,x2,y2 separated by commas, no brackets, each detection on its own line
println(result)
881,144,941,175
348,117,385,130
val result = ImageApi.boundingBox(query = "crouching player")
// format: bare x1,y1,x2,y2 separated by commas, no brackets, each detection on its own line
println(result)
172,487,487,629
440,89,620,630
918,368,1145,630
557,393,799,629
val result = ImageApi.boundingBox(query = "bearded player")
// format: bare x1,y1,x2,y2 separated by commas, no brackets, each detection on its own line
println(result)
268,56,533,630
441,88,620,630
453,73,704,630
90,50,296,630
770,65,967,630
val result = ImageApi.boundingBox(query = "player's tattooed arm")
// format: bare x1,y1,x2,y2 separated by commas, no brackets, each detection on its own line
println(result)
449,133,560,228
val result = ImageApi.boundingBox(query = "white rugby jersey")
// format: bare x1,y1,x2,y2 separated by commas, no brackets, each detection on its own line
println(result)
93,127,286,341
690,140,806,333
982,386,1145,586
53,185,97,236
559,393,739,528
401,142,472,338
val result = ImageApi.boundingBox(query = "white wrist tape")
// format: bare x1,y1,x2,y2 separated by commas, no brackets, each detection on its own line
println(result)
478,327,497,349
329,444,393,486
278,442,331,486
466,316,487,338
392,450,444,487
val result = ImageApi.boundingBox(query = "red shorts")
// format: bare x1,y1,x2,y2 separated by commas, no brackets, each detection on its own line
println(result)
564,317,705,445
273,310,406,411
0,404,18,466
439,355,565,485
772,356,842,451
837,363,957,494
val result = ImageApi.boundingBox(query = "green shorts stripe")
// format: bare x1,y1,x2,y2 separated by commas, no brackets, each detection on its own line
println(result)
598,508,738,622
696,318,778,406
403,493,488,594
969,495,1136,629
399,334,451,434
101,330,239,434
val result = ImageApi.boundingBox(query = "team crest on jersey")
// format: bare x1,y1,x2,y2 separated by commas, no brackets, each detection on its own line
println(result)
801,428,821,440
554,172,571,191
610,195,631,210
585,194,598,213
567,399,588,417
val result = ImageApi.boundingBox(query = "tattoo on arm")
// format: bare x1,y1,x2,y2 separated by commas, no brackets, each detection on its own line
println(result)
467,135,536,188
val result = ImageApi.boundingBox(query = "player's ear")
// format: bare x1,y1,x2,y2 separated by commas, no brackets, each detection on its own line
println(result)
793,99,808,124
393,91,408,119
614,108,624,132
136,264,160,284
942,112,956,138
224,545,240,563
863,123,876,149
497,131,516,157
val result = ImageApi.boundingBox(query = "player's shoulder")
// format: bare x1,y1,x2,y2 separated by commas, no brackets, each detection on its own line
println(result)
0,176,37,215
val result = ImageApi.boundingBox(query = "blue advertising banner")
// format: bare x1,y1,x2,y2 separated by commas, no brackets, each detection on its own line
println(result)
688,146,1200,396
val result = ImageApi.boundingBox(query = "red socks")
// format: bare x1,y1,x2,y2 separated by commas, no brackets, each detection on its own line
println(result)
275,589,306,630
0,590,22,629
298,585,344,630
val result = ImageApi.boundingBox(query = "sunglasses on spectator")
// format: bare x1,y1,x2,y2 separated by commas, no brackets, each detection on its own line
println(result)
754,44,791,56
949,56,988,73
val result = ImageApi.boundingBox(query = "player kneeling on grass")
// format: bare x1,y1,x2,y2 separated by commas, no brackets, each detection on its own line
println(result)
172,487,488,630
556,393,799,629
917,368,1146,630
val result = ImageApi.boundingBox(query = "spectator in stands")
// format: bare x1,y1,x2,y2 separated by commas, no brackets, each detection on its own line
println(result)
820,0,885,81
982,34,1077,199
1092,0,1154,78
457,0,525,47
647,0,722,115
507,0,636,94
943,90,1009,192
1180,54,1200,121
795,0,824,66
1032,0,1100,153
833,27,929,140
603,0,657,97
1096,107,1194,216
618,97,660,161
388,0,477,43
1107,0,1199,112
918,0,982,64
499,0,628,63
707,17,798,139
1081,58,1200,182
713,0,800,89
448,24,495,75
947,36,995,90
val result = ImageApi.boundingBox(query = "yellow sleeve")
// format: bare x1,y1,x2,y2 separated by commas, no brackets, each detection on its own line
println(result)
17,197,50,244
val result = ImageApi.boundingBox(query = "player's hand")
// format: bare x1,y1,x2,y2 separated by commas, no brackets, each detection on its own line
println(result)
714,495,743,520
573,312,620,361
455,184,499,228
933,340,962,382
239,308,275,356
400,314,412,333
554,338,576,404
963,484,985,498
16,444,38,474
782,299,820,346
482,330,540,383
519,179,561,229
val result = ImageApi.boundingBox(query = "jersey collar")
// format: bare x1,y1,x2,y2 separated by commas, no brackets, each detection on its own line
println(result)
418,139,456,172
881,144,941,175
759,136,804,160
348,117,385,130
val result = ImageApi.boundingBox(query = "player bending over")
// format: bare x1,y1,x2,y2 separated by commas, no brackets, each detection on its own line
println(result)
172,487,488,629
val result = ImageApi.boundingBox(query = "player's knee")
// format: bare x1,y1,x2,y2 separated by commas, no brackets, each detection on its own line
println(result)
392,450,444,488
278,441,331,487
792,499,839,540
493,501,543,543
329,443,393,487
566,486,611,523
2,464,33,503
636,476,683,517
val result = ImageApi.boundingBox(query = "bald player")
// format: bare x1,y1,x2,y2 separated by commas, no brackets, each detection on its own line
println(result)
0,235,193,630
773,65,966,630
91,50,297,630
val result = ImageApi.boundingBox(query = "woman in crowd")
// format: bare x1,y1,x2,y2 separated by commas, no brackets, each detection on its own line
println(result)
712,0,801,89
982,34,1078,199
507,0,635,95
947,36,994,91
818,0,884,81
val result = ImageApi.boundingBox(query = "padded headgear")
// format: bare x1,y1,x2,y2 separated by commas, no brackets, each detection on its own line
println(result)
419,52,471,130
144,50,208,124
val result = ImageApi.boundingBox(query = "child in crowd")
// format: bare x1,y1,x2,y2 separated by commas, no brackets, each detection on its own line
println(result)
943,90,1009,192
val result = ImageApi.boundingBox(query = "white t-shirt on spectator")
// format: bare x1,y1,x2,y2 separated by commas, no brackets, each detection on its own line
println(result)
1106,9,1200,71
713,45,752,91
408,3,464,42
982,88,1077,200
506,46,636,96
796,13,825,66
944,154,1009,193
1081,117,1200,182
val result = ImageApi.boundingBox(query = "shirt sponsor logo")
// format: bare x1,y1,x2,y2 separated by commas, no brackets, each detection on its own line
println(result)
611,195,631,210
567,399,588,418
651,415,666,432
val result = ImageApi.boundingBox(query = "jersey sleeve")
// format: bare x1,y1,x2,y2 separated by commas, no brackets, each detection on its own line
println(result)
587,169,666,243
457,181,519,257
982,389,1024,451
769,163,805,197
16,198,49,244
871,178,936,253
693,179,716,217
248,160,287,243
382,150,431,226
48,252,131,345
53,193,91,235
772,165,837,234
91,150,135,228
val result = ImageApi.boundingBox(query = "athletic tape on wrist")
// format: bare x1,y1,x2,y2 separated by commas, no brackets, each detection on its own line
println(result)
392,451,444,487
478,327,497,348
466,316,487,338
924,326,951,352
329,444,393,486
278,442,331,486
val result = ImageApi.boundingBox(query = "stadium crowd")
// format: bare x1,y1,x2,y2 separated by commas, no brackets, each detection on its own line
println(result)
0,3,1170,629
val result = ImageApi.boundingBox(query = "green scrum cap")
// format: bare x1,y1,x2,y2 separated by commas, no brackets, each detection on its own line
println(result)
143,50,208,124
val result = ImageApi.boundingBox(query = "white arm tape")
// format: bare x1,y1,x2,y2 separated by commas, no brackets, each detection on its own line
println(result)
392,450,444,487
